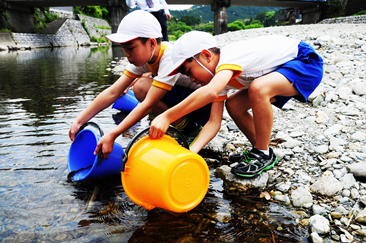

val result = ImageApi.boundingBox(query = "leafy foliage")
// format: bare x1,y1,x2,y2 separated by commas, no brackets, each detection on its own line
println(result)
33,8,59,33
74,6,111,23
180,15,200,26
167,5,279,38
170,5,279,24
353,10,366,16
324,0,345,18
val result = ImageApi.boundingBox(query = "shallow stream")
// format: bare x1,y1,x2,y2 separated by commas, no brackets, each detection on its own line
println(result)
0,46,309,242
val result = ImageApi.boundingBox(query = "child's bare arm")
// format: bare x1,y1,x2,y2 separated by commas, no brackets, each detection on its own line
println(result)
69,74,134,141
189,101,224,153
94,85,168,159
149,70,234,138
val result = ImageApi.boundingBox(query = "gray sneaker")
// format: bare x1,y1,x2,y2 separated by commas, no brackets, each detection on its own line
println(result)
231,148,277,178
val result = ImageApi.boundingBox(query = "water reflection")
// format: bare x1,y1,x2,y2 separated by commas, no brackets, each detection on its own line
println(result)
0,46,115,118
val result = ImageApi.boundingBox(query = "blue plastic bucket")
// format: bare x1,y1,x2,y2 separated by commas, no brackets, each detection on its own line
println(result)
112,90,139,112
67,122,124,181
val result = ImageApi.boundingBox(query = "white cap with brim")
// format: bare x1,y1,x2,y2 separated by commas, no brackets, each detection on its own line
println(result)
168,31,217,76
106,10,162,44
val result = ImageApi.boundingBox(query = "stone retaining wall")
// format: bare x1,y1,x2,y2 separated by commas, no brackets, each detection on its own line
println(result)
76,15,111,39
11,19,89,48
319,14,366,24
1,16,111,51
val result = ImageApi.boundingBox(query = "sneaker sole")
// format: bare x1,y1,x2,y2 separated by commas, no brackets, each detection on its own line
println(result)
232,157,278,178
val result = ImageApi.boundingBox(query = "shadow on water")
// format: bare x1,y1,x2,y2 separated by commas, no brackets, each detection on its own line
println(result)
0,46,310,242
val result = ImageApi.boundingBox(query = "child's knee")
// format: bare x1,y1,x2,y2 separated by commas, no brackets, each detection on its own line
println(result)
248,80,269,99
133,77,152,101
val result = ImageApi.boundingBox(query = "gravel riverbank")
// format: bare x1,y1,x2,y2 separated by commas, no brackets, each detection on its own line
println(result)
110,23,366,242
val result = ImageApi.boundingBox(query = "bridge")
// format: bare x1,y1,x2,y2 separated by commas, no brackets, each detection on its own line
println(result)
1,0,327,35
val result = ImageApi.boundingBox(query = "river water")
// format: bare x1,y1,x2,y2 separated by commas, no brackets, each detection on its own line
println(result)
0,46,309,242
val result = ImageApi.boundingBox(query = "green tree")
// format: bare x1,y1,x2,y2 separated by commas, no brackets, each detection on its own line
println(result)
250,19,262,25
255,11,266,24
180,15,200,26
203,24,214,33
228,20,245,32
74,6,110,22
325,0,345,18
168,21,192,33
263,11,277,27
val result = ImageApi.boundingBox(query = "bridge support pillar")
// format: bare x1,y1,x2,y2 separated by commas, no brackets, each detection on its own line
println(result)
301,5,324,24
1,3,35,33
108,0,129,34
211,0,230,35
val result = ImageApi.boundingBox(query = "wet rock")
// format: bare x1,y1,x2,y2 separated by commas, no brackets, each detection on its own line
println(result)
273,194,291,205
215,165,269,195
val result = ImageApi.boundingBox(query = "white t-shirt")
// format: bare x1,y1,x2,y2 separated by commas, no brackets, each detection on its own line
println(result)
215,35,301,100
126,0,170,14
124,42,199,90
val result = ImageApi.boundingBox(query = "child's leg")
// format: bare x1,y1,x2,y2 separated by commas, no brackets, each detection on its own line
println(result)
133,76,184,126
249,72,300,150
226,89,256,146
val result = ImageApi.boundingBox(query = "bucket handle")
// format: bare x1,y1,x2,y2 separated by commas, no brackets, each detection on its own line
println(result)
121,126,189,172
76,122,105,165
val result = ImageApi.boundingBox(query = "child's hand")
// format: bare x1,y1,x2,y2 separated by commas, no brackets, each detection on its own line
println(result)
94,133,116,159
69,121,82,143
149,114,170,139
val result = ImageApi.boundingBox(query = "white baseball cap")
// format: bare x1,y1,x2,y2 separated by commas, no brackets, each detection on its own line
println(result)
168,31,217,76
106,10,162,43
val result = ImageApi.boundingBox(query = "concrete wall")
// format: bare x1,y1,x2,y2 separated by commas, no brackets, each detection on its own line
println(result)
318,14,366,24
3,4,35,33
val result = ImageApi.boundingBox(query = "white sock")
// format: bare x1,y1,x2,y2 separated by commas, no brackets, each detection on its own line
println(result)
259,149,269,156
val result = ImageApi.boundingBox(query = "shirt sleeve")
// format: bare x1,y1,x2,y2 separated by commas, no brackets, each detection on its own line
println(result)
125,63,151,77
159,0,170,14
125,0,137,8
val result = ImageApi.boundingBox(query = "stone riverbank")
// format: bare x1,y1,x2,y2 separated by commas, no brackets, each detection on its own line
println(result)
0,14,111,51
109,23,366,242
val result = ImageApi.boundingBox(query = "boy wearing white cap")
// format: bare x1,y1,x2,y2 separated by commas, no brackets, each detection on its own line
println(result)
149,31,323,178
69,11,211,159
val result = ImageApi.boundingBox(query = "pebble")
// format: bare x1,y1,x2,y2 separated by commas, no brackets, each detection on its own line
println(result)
110,23,366,242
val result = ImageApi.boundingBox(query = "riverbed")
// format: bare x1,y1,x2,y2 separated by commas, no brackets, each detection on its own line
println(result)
0,45,311,242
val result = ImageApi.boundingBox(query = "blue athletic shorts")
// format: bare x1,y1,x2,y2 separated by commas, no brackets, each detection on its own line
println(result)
273,41,324,108
161,85,212,126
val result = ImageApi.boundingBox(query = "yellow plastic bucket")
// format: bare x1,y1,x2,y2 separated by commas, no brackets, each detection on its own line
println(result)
121,128,209,213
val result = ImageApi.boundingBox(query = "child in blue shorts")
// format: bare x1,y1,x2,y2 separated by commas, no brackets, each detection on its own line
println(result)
149,31,324,178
